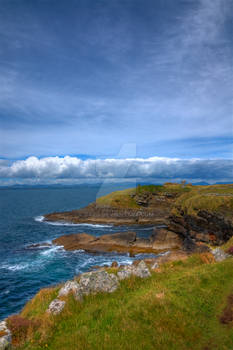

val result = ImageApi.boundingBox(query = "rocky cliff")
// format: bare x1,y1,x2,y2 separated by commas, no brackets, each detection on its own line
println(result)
46,183,233,252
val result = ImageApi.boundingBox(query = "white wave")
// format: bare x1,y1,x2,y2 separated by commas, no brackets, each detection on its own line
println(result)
1,263,30,271
40,244,64,256
139,227,154,231
41,220,113,228
2,289,10,295
34,215,44,222
117,259,133,265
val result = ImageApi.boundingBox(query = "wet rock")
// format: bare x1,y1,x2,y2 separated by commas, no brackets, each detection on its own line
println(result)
58,281,79,297
75,270,119,299
0,320,11,350
47,299,65,315
212,248,230,262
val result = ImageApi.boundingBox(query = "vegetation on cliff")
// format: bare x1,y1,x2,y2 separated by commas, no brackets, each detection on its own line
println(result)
96,183,193,209
7,253,233,350
172,184,233,220
96,183,233,221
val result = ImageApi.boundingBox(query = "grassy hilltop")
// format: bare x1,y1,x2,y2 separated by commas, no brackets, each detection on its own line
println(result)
97,183,233,220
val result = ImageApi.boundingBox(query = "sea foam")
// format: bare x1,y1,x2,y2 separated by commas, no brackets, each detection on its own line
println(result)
34,216,113,228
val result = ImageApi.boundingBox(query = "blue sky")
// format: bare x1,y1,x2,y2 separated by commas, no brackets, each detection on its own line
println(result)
0,0,232,184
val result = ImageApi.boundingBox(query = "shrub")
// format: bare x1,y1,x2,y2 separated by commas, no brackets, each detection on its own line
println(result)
7,315,40,346
227,246,233,255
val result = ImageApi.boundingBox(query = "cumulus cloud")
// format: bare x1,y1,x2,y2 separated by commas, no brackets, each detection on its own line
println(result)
0,156,232,185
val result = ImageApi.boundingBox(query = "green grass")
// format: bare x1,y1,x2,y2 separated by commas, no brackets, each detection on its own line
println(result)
95,183,233,220
136,183,192,195
13,255,233,350
172,184,233,220
96,188,139,208
96,183,193,209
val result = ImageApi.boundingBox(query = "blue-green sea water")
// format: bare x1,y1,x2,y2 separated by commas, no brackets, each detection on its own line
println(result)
0,186,160,319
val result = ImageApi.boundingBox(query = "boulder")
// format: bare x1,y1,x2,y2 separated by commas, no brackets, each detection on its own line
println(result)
75,270,119,299
134,261,151,278
0,321,11,350
58,280,79,297
117,265,135,280
47,299,65,315
212,248,230,262
117,261,151,280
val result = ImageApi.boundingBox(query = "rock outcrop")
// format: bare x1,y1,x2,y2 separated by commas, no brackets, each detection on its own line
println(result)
212,248,230,262
47,262,151,315
52,229,182,254
0,320,11,350
75,270,119,300
58,281,79,297
44,203,170,226
47,299,66,315
165,209,233,252
117,261,151,280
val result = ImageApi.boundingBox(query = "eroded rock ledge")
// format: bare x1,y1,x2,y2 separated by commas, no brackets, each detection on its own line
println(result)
52,229,183,254
44,203,170,226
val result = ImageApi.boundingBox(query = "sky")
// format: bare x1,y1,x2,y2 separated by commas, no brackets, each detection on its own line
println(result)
0,0,232,185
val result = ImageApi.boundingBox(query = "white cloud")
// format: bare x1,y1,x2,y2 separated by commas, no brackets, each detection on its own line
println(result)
0,156,232,185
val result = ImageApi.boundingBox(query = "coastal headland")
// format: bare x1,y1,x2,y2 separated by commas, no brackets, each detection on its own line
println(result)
1,183,233,350
46,183,233,254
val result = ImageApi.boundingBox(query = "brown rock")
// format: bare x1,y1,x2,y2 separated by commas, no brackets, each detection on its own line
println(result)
151,228,183,250
52,230,177,254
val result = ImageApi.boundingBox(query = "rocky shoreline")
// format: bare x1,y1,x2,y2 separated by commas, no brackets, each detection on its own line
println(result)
44,204,170,226
52,228,183,255
45,184,233,254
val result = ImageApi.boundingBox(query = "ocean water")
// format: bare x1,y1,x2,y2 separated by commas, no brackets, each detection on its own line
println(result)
0,186,160,319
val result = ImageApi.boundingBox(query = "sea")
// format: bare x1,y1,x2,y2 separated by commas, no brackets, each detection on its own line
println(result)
0,185,161,319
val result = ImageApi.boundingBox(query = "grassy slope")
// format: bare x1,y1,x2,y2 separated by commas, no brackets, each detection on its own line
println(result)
96,183,193,209
172,184,233,220
96,188,139,208
15,255,233,350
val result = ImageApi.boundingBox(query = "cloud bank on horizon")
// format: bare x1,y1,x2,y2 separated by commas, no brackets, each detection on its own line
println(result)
0,0,232,184
0,156,232,185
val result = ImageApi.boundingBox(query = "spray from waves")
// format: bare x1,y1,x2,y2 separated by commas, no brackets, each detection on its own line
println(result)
40,244,64,256
0,263,30,271
34,216,113,228
35,215,44,222
1,244,65,272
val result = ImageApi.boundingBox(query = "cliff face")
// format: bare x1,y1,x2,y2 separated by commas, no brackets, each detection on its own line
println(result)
169,210,233,246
